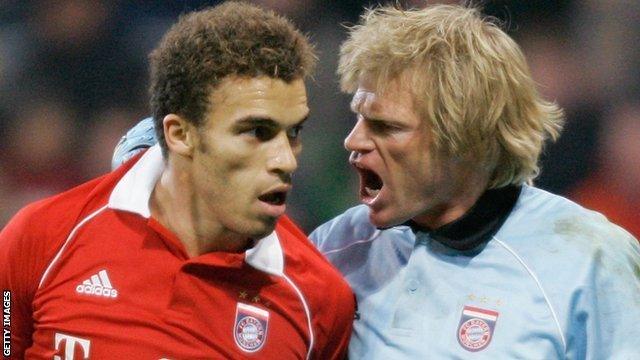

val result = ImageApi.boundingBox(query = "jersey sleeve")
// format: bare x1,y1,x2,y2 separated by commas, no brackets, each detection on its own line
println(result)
309,205,374,255
307,225,323,249
568,230,640,359
309,213,346,252
0,204,45,358
0,187,95,358
314,289,355,360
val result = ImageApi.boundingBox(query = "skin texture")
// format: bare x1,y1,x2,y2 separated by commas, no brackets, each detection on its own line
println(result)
151,76,309,256
345,75,488,229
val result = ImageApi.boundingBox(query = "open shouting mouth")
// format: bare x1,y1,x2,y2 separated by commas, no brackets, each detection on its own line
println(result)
354,164,384,205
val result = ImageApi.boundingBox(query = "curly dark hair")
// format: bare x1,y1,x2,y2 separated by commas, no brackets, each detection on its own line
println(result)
149,1,316,155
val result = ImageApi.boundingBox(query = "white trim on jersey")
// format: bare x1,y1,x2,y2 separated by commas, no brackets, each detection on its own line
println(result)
322,237,378,256
283,274,315,360
38,205,109,289
493,236,567,352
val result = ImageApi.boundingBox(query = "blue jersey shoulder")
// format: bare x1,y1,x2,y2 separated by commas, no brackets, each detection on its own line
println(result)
310,204,376,251
498,185,639,269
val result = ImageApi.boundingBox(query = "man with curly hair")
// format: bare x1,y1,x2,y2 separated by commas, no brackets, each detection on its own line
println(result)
0,3,354,359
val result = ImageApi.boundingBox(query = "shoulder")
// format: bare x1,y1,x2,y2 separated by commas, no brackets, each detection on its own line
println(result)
4,169,121,239
0,162,133,290
0,175,112,308
1,174,108,247
309,205,377,252
276,215,354,302
277,215,348,282
505,185,636,246
509,188,640,355
496,185,639,281
277,218,355,358
4,150,143,242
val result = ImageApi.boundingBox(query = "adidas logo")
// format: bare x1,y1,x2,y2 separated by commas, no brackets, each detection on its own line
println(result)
75,269,118,298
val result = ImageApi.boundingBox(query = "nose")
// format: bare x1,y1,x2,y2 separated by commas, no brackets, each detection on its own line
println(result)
344,117,373,153
267,133,298,175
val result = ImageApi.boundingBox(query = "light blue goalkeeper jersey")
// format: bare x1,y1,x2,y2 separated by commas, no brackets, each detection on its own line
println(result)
310,185,640,359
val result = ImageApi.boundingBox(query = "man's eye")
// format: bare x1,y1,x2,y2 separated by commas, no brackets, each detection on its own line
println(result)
246,126,276,141
369,121,396,134
287,125,303,139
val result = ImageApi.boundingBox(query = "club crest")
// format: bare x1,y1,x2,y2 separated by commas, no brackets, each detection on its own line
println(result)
457,305,499,352
234,302,269,353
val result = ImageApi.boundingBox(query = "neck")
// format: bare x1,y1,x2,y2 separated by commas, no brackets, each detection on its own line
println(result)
412,166,490,230
150,158,251,257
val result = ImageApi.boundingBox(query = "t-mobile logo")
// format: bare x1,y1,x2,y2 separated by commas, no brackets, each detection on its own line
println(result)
54,332,91,360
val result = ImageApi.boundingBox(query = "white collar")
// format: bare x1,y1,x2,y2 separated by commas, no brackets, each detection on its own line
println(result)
108,145,284,276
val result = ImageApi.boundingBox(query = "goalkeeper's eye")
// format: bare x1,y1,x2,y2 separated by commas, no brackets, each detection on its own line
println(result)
287,124,303,140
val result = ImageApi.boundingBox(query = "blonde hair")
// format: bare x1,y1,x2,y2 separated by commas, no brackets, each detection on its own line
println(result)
338,4,564,187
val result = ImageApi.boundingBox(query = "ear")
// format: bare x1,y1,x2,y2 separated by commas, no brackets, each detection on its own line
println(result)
163,114,196,156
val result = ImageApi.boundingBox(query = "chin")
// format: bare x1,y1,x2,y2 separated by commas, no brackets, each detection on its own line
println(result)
225,215,276,241
248,217,278,239
368,209,404,229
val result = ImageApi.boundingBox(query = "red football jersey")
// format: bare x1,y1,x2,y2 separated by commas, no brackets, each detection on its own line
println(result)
0,146,354,359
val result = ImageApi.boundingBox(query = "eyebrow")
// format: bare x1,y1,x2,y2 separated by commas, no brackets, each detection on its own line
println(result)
351,106,405,127
350,99,363,114
350,97,385,118
235,114,309,128
362,115,406,129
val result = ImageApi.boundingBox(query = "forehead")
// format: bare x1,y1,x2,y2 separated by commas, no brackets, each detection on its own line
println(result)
208,76,309,124
350,75,416,119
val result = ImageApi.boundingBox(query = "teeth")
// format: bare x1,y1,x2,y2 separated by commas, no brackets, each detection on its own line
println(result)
364,186,380,198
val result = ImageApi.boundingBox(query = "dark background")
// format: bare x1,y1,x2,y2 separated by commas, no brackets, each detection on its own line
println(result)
1,0,638,238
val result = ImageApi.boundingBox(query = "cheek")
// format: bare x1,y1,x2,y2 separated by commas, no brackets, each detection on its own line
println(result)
202,139,258,172
401,156,434,195
206,150,268,196
385,138,433,178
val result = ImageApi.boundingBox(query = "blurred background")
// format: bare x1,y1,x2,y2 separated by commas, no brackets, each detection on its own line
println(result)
0,0,638,238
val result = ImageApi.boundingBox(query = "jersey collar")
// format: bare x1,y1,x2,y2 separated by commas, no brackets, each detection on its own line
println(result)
405,185,522,251
108,144,285,276
108,145,163,218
